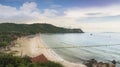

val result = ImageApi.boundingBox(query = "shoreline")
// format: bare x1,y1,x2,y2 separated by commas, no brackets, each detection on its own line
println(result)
10,34,86,67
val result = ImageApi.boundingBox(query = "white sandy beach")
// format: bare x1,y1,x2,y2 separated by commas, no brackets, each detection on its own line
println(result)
10,34,86,67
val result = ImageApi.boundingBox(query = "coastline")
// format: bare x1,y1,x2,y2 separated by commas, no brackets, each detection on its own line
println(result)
10,34,86,67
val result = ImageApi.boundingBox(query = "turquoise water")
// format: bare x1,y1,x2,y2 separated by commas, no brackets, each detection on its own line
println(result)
41,33,120,67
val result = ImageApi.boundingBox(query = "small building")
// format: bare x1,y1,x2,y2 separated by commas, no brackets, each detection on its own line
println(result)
31,54,48,63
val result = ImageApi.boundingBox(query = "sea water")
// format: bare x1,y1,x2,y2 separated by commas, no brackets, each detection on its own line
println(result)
41,33,120,67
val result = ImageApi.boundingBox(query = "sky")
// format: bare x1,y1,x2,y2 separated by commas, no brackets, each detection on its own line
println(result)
0,0,120,32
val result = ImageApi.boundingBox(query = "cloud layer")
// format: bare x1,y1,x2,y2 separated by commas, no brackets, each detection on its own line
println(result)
64,4,120,18
0,2,120,32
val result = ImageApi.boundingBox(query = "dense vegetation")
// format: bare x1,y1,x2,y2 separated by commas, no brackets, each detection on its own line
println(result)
0,52,63,67
0,23,83,33
0,32,30,47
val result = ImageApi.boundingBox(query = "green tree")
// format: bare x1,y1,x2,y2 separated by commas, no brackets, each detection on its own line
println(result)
6,64,14,67
18,63,27,67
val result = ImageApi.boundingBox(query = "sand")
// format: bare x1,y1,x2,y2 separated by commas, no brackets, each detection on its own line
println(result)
10,34,86,67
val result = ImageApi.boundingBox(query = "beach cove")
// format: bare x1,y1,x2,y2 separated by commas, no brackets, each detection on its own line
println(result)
10,34,86,67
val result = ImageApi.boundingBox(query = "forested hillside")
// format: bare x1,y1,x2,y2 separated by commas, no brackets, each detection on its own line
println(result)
0,23,83,33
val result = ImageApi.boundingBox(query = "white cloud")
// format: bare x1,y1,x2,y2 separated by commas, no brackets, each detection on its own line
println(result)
43,9,59,18
0,2,39,22
0,4,18,17
0,2,60,24
20,2,38,13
